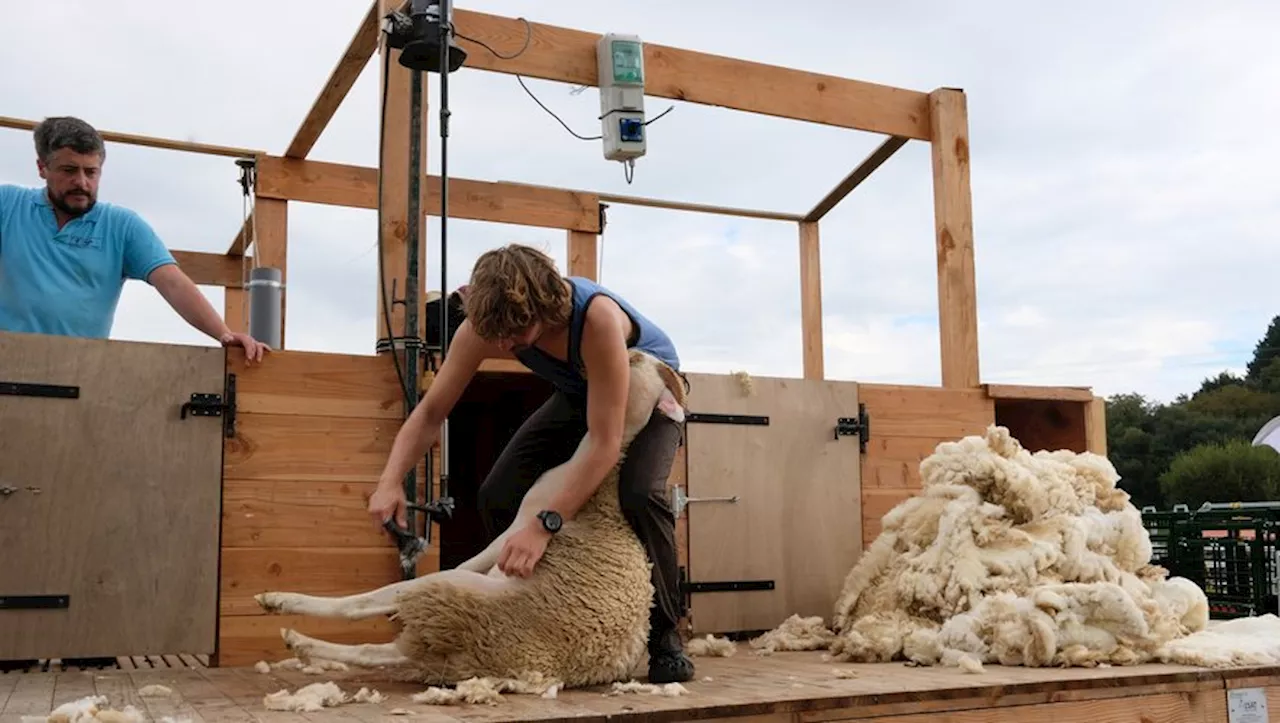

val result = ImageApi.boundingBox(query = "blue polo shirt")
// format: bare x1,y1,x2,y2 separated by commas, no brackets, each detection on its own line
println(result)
0,184,176,338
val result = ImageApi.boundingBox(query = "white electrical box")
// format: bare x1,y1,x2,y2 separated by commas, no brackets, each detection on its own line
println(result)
597,33,646,162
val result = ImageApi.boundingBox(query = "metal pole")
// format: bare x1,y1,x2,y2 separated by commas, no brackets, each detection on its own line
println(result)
436,0,453,503
402,66,425,556
246,267,283,349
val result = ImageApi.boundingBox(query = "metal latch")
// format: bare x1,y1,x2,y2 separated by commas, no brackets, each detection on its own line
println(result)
179,374,237,438
671,485,740,518
834,402,870,452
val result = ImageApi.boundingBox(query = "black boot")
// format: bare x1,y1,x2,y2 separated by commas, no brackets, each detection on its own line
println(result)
647,626,695,684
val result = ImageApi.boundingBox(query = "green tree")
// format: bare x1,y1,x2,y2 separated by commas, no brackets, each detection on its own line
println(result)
1158,439,1280,508
1246,315,1280,384
1103,314,1280,510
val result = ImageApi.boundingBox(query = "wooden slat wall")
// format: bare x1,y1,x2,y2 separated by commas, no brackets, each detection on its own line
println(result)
217,348,439,666
857,383,995,548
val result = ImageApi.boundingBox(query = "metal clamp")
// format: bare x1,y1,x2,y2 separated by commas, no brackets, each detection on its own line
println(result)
671,485,740,518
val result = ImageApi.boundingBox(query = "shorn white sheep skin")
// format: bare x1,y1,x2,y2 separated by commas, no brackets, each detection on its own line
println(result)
768,424,1280,670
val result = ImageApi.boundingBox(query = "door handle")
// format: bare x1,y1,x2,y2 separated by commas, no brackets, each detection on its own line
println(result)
671,485,739,518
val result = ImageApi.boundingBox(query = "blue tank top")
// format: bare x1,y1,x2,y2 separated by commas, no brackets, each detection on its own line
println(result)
513,276,679,399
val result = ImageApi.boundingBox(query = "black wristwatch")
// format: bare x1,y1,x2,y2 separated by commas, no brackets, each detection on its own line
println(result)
536,510,563,534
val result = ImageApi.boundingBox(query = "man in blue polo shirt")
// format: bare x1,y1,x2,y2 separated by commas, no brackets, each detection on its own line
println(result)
0,116,268,361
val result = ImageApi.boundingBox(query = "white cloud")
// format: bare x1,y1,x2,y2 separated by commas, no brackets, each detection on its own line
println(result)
2,0,1277,404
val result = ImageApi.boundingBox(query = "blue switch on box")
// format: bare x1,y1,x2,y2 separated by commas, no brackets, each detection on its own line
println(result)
619,117,644,143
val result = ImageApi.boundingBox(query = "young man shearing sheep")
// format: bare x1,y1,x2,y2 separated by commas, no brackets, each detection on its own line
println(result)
367,243,696,684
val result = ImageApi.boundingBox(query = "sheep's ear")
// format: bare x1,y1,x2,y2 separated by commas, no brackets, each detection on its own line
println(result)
654,361,687,409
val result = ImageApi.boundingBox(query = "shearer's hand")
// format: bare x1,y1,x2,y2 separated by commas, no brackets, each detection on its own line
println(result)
497,520,552,577
368,482,408,530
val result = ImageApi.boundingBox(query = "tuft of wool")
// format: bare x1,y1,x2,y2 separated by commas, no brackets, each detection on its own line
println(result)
748,425,1280,670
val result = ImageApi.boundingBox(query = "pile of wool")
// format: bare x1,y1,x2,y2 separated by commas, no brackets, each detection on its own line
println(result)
828,425,1214,669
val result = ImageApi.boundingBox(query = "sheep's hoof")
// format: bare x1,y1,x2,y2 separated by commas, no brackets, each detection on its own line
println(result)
280,628,306,655
256,592,286,614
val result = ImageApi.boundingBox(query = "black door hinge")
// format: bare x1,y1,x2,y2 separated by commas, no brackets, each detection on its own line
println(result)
835,402,870,452
0,381,79,399
686,412,769,426
180,373,236,438
0,595,69,610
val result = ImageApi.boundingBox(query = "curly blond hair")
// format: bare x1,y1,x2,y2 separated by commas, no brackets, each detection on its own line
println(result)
464,244,572,341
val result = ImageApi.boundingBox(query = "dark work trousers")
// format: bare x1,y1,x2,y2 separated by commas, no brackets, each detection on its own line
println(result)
476,389,686,637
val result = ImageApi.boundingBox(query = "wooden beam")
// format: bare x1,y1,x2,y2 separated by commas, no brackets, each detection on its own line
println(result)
567,229,598,280
1086,396,1108,456
505,180,799,222
983,384,1095,403
804,135,908,222
253,199,289,348
226,211,254,255
929,88,980,389
0,116,262,159
254,155,601,233
285,2,380,159
172,250,245,288
596,190,799,222
451,10,932,140
798,221,823,380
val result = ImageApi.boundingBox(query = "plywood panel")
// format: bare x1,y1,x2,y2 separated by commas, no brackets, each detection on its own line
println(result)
857,384,993,548
218,348,424,667
222,478,401,548
683,373,863,634
233,349,404,419
223,412,399,482
216,615,399,666
219,547,438,616
0,331,224,659
857,384,993,438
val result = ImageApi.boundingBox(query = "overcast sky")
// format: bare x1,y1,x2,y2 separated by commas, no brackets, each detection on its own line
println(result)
2,0,1276,404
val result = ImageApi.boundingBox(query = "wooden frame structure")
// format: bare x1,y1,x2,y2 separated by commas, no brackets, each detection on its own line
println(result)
9,6,1219,721
0,0,974,389
2,0,1111,652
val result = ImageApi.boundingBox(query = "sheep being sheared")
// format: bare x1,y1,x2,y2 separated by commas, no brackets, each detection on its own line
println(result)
825,425,1212,669
255,349,688,689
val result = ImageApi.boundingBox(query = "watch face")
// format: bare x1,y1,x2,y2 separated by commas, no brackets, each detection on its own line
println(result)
541,510,562,532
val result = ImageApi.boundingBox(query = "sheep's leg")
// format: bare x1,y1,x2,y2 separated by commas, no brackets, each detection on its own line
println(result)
455,437,589,574
255,577,420,619
281,629,410,669
256,568,513,619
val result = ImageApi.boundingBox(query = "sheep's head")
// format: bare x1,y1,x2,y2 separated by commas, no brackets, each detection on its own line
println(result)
623,350,686,440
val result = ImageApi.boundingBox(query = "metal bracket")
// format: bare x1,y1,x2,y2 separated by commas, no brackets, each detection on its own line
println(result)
686,412,769,426
686,580,775,594
0,595,69,610
671,485,739,518
0,381,79,399
179,373,237,438
835,402,870,453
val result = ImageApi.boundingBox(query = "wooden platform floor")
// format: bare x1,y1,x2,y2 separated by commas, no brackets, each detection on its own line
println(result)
2,644,1276,723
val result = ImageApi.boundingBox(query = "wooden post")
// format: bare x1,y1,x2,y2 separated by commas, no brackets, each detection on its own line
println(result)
253,198,289,347
223,286,246,335
376,0,429,353
798,221,823,380
567,230,598,280
1085,396,1108,456
929,88,980,389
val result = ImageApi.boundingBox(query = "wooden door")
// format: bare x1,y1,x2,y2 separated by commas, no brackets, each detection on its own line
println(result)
0,331,226,660
679,372,865,635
